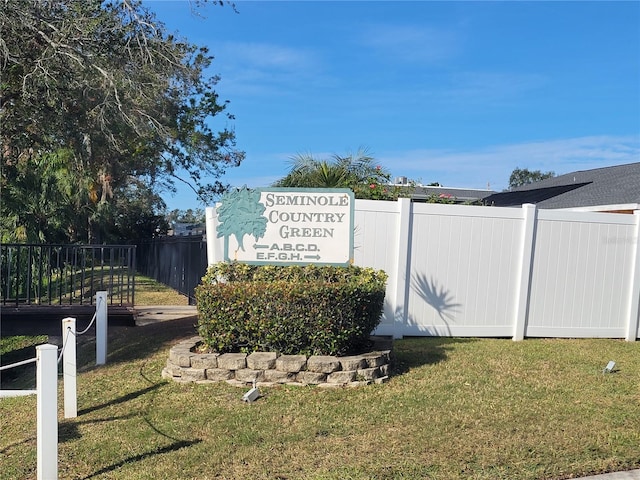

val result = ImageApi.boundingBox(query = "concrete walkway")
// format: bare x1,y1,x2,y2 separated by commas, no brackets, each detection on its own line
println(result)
133,305,197,326
577,470,640,480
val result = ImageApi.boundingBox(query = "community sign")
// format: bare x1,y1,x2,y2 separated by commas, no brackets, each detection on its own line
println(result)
216,187,354,266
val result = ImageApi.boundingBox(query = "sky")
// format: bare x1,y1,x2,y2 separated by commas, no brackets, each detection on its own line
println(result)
144,1,640,212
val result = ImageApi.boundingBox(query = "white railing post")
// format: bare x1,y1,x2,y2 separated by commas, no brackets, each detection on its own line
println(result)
625,210,640,341
96,291,108,365
513,204,538,341
36,344,58,480
62,317,77,419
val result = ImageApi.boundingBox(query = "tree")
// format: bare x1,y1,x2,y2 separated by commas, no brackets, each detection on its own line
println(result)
167,209,206,225
275,157,350,189
105,179,170,243
0,149,81,243
1,0,243,243
508,167,555,190
273,148,410,200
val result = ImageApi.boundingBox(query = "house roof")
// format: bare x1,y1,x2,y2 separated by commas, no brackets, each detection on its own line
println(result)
411,186,496,203
483,162,640,210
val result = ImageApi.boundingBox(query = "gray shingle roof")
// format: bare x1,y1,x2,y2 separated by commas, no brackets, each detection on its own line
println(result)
484,162,640,209
412,186,495,203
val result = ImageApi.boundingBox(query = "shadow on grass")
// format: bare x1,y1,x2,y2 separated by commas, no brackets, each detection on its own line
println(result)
0,413,142,456
79,439,203,480
70,316,198,372
58,421,81,443
0,436,34,455
59,413,143,445
77,384,164,416
392,336,477,375
74,409,203,480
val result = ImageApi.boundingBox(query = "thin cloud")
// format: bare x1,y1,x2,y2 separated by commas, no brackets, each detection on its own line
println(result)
224,150,294,189
226,174,282,189
358,23,461,63
442,71,549,103
382,135,640,190
341,69,550,115
220,136,639,195
214,41,328,96
221,42,316,70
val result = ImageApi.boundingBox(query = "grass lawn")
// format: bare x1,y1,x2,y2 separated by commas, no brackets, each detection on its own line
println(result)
0,274,187,390
1,314,639,479
134,275,189,305
1,276,639,479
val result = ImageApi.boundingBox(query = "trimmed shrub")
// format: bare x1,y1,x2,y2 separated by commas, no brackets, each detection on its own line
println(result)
195,263,387,356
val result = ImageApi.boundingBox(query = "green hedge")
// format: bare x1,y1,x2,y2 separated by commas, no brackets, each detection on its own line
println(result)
195,263,387,356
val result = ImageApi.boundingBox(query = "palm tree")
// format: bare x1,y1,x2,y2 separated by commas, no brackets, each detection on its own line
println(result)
333,147,378,184
273,147,385,190
273,156,347,188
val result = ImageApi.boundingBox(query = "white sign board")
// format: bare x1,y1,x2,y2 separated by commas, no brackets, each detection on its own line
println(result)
217,188,354,266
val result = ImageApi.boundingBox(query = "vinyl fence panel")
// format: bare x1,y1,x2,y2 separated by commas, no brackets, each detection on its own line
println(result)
353,199,409,337
404,203,523,337
349,200,639,341
526,210,639,338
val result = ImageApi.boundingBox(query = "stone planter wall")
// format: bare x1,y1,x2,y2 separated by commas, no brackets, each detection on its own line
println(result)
163,336,393,387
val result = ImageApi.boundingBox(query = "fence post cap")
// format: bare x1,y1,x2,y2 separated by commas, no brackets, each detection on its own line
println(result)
36,344,58,351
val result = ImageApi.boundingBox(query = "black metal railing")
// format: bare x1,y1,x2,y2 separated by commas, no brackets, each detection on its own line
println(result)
0,244,136,307
136,236,207,304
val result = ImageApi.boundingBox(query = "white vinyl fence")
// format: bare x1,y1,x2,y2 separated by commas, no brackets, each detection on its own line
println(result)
206,200,640,341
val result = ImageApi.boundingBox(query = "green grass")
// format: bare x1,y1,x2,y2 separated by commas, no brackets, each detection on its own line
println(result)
0,335,49,390
0,274,186,391
0,335,48,356
2,266,188,307
1,271,188,307
2,265,136,306
1,320,639,480
134,275,189,306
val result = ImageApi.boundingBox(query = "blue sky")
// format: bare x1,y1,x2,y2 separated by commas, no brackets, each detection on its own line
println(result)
145,1,640,212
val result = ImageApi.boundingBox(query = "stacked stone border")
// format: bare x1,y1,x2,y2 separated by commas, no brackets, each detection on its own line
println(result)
163,336,393,388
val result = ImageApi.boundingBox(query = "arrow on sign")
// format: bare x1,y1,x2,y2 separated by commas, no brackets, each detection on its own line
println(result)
304,255,321,260
253,244,269,249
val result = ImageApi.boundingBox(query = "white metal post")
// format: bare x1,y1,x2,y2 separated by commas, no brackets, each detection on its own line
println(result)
96,291,108,365
36,344,58,480
62,317,77,418
513,204,538,341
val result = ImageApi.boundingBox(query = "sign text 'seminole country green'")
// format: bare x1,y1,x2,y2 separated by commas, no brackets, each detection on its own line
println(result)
216,188,354,266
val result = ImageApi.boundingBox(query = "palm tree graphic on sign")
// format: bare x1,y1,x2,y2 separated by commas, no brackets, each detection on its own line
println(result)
216,187,267,259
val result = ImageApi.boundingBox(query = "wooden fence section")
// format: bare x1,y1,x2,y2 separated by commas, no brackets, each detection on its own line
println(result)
206,200,640,341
